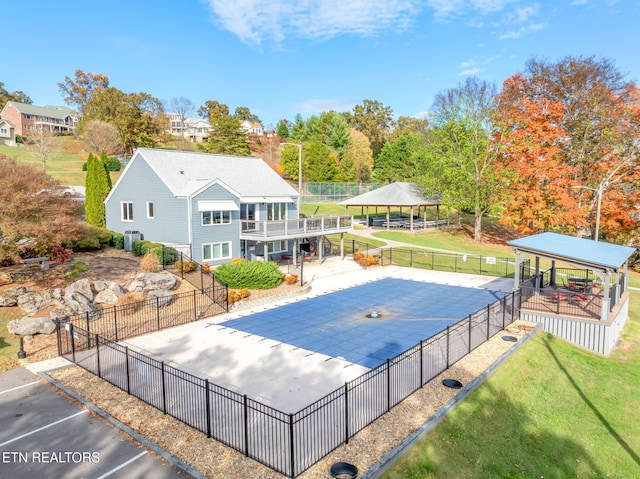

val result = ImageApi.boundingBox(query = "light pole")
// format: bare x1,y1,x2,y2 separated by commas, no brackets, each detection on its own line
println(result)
572,183,606,241
280,142,302,210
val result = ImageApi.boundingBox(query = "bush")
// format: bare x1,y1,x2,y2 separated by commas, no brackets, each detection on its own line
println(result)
64,259,89,279
105,156,121,171
353,251,380,267
131,240,151,257
69,226,113,251
284,273,298,284
111,232,124,249
140,241,162,256
151,246,178,265
214,260,282,289
140,251,161,272
174,260,198,273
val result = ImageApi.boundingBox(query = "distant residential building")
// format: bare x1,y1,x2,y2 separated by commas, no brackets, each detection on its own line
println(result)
0,118,16,146
166,113,212,142
239,120,264,137
0,101,77,136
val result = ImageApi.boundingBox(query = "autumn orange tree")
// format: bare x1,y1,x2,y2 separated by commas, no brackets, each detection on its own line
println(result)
496,56,640,242
494,74,586,235
0,156,86,263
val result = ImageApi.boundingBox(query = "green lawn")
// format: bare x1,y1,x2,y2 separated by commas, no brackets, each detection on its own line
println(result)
382,292,640,479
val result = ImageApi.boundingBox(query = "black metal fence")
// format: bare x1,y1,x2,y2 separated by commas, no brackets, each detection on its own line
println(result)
57,289,520,478
334,240,531,279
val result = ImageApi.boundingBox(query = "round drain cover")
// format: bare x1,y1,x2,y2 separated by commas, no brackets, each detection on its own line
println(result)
442,378,463,389
502,335,518,342
330,462,358,479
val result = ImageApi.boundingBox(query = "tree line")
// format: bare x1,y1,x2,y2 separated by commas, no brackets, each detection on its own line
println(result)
2,55,638,246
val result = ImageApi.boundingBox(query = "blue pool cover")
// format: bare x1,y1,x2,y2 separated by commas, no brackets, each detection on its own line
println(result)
221,278,507,369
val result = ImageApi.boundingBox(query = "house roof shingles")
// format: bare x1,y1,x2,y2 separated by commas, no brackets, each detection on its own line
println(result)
4,101,75,120
131,148,298,200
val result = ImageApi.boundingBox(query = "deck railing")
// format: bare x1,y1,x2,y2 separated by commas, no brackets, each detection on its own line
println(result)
240,216,353,240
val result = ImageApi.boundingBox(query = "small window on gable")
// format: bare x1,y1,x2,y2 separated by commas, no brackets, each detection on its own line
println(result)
122,202,133,221
147,202,154,219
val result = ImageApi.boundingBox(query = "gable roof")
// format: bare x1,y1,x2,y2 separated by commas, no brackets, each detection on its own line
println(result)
507,232,636,272
108,148,298,202
0,118,14,128
3,101,75,120
340,182,441,207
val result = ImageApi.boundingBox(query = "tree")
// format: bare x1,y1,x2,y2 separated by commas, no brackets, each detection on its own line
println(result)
372,133,427,183
391,116,430,141
233,106,261,124
425,77,502,242
339,129,374,182
505,56,640,241
280,143,303,181
289,114,309,142
58,69,109,113
303,141,338,182
26,128,60,171
0,156,86,261
318,112,351,155
198,100,229,123
0,81,31,110
276,119,290,138
81,87,168,153
198,114,250,156
81,120,124,155
494,75,585,235
344,99,395,159
84,151,112,227
168,96,195,140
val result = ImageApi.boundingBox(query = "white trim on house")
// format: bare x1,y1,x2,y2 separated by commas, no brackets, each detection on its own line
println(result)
197,200,240,212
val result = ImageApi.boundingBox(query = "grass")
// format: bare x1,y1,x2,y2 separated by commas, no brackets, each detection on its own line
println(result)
382,297,640,478
0,136,120,185
0,308,26,372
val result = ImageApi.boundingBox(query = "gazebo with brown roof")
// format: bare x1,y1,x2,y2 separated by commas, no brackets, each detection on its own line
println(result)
339,182,442,231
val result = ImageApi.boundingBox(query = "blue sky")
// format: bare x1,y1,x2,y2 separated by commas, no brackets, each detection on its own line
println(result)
4,1,639,127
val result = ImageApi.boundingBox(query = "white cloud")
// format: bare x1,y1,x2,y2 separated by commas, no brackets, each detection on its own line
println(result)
202,0,422,46
499,22,546,39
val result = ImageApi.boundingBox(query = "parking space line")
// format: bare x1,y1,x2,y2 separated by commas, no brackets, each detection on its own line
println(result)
94,451,148,479
0,410,88,447
0,381,40,395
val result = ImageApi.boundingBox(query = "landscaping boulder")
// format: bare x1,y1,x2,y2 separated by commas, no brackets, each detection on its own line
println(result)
94,288,120,305
147,289,175,307
127,272,177,293
17,291,52,314
0,294,17,307
108,282,127,295
64,278,94,303
64,290,98,315
49,304,75,320
93,281,109,292
4,286,32,297
7,316,57,336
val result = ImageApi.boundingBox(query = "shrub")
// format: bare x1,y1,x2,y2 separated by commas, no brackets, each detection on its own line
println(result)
140,241,162,256
230,258,247,265
214,260,282,289
202,263,211,273
131,240,151,256
105,156,121,171
227,290,241,302
284,273,298,284
69,226,113,251
152,246,178,265
140,251,161,272
238,288,249,298
353,251,379,267
174,260,198,273
48,244,73,263
111,232,125,249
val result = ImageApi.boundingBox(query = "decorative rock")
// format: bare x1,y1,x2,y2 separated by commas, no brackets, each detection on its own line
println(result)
64,291,98,314
93,281,108,292
4,286,32,297
51,288,64,301
127,272,177,293
147,289,175,307
7,316,57,335
50,304,75,320
108,282,126,295
0,294,17,307
64,278,94,303
17,291,52,313
94,288,120,305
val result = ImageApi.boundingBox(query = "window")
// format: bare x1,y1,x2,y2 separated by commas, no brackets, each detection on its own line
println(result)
121,202,133,221
240,203,257,221
25,114,32,120
203,242,231,261
267,240,287,254
267,202,286,221
147,202,154,219
201,210,231,225
0,128,6,134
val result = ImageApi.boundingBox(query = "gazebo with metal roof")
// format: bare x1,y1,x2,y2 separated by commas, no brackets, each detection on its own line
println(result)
339,182,441,231
507,232,636,355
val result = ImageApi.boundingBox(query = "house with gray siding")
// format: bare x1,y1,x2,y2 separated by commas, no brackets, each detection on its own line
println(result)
105,148,353,265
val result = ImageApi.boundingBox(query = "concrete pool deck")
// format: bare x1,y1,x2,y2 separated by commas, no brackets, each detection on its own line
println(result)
122,260,515,413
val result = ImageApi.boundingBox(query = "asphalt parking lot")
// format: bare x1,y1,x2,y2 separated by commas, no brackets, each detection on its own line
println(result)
0,368,192,478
